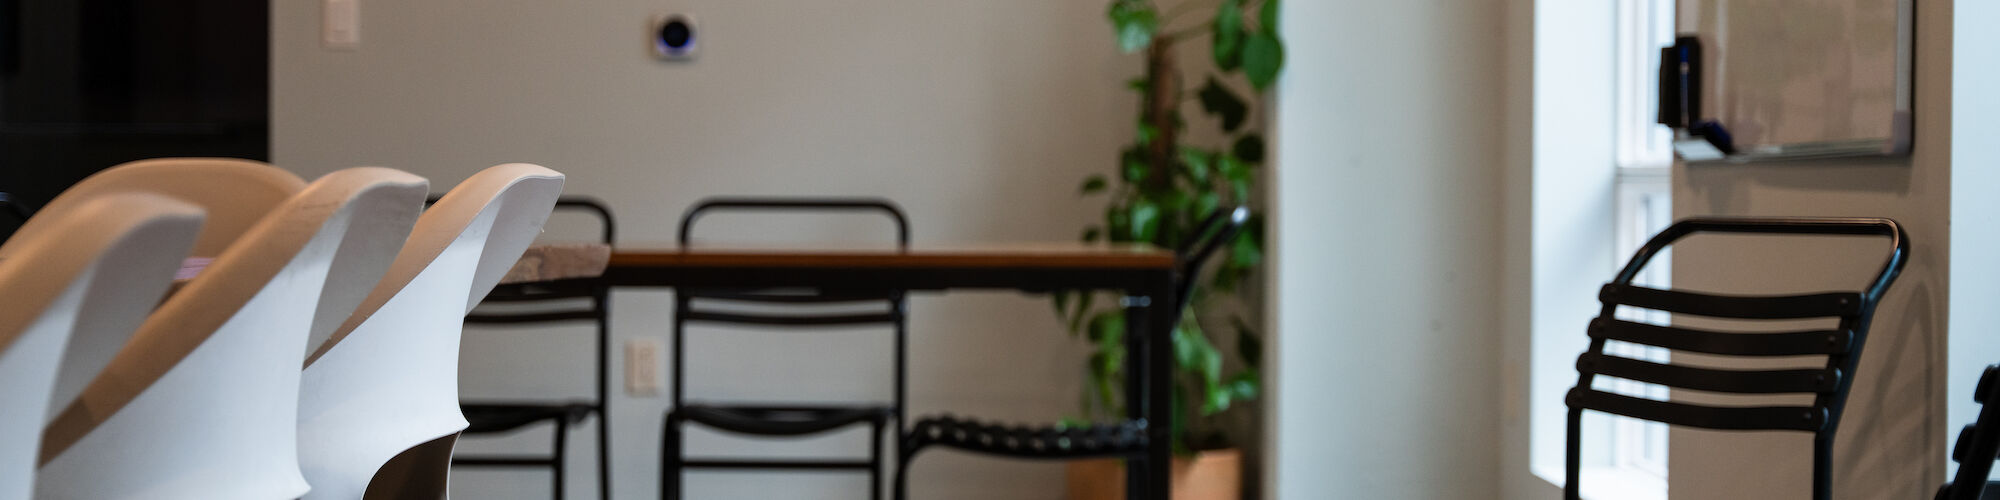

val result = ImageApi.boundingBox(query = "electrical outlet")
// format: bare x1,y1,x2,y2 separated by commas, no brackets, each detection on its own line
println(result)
625,338,664,397
323,0,360,49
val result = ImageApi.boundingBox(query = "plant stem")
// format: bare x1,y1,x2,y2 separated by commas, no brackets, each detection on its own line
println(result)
1142,39,1181,193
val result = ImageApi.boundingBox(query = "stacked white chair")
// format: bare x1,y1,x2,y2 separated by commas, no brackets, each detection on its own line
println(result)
0,158,308,421
36,167,428,500
0,194,204,500
298,163,565,499
2,158,304,258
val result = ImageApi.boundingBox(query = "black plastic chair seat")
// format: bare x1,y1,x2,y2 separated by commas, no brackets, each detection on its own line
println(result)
672,404,891,437
461,402,597,434
903,414,1148,460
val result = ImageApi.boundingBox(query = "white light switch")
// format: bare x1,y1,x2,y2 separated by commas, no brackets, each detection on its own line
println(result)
323,0,359,49
625,338,665,396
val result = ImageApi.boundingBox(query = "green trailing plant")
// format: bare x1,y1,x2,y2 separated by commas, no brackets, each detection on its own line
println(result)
1054,0,1282,454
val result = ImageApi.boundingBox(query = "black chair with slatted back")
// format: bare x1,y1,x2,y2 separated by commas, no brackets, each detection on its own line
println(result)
1939,364,2000,500
894,205,1249,500
450,196,615,500
1564,217,1909,500
662,197,910,500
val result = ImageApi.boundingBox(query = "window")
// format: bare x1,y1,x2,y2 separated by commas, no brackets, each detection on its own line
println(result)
1600,0,1675,491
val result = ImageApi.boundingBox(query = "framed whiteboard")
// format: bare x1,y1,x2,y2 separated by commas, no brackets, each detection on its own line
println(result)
1679,0,1914,162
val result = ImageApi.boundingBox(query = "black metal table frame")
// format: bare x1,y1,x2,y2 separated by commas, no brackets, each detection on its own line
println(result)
603,263,1177,500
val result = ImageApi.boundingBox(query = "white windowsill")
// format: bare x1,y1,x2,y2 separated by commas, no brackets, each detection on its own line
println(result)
1531,464,1667,500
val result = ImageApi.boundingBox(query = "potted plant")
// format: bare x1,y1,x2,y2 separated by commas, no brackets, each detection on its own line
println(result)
1054,0,1282,498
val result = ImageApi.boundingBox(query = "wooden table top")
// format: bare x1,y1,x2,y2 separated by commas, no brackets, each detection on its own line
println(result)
608,242,1176,270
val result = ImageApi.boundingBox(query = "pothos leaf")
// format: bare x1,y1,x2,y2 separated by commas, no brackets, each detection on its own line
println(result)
1198,77,1250,132
1260,0,1281,36
1129,199,1161,242
1233,133,1266,163
1179,146,1213,184
1234,316,1263,368
1243,33,1284,90
1212,0,1245,71
1108,1,1159,53
1080,174,1108,195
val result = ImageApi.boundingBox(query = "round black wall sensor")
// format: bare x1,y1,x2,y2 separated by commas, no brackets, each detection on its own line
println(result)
652,14,698,60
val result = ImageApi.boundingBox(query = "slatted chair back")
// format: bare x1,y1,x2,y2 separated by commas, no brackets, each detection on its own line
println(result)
664,197,909,500
1939,364,2000,500
0,194,202,500
671,197,911,395
1563,217,1909,500
35,167,426,500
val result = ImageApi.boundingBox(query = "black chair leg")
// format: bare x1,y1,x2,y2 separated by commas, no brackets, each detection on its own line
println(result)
554,418,570,499
894,451,912,500
869,420,885,500
663,413,683,500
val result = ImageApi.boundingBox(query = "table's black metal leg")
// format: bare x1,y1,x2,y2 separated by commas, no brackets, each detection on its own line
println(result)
1125,273,1174,500
595,290,613,500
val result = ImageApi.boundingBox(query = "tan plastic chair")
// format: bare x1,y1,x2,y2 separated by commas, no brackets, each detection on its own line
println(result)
35,167,428,500
0,158,304,260
0,194,204,500
297,164,564,500
4,158,311,425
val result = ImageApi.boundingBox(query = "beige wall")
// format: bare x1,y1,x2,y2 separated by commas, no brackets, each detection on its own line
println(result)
272,1,1143,498
1667,1,1952,498
1269,0,1508,497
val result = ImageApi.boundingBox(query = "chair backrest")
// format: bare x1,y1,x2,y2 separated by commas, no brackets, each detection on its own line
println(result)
460,196,615,324
673,197,909,326
1173,206,1251,313
35,167,426,500
671,197,909,401
295,164,563,500
1563,217,1908,500
1940,364,2000,500
0,194,202,500
1,158,305,259
0,191,31,221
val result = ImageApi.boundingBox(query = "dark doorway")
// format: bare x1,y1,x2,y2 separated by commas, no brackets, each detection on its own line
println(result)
0,0,268,235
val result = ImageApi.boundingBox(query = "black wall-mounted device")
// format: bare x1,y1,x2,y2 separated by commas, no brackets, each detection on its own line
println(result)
652,14,697,60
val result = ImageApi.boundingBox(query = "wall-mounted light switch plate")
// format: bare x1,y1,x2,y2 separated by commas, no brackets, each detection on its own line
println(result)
625,338,665,396
323,0,360,49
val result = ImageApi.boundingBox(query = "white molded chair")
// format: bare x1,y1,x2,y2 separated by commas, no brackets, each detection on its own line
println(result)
36,167,428,500
2,158,310,424
1,158,304,259
0,194,204,500
298,164,565,500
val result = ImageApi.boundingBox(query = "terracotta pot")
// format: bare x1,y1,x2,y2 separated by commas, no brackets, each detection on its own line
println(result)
1065,449,1242,500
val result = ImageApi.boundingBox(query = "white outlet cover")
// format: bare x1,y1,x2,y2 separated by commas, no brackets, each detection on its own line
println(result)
624,338,665,397
322,0,359,49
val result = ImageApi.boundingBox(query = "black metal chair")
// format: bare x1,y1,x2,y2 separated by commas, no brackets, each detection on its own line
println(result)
1,192,34,240
894,205,1249,500
1563,217,1909,500
451,196,616,500
0,192,32,221
662,197,910,500
1939,364,2000,500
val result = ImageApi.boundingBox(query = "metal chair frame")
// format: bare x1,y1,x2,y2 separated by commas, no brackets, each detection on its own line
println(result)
1939,364,2000,500
1563,217,1909,500
0,192,32,221
451,196,615,500
662,197,909,500
893,206,1249,500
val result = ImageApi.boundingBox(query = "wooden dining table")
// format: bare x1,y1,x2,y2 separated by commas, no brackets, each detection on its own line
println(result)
602,242,1180,499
